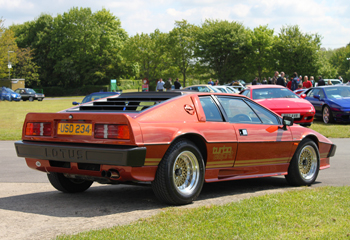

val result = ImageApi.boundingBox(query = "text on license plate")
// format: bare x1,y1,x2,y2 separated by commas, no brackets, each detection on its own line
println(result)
281,113,300,118
57,123,92,136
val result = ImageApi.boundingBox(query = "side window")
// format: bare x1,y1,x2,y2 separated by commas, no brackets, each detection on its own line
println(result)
245,100,280,125
217,97,261,124
319,90,325,98
241,90,250,97
199,96,223,122
307,89,318,98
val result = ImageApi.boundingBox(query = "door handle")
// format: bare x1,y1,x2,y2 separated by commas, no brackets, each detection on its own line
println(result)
239,129,248,136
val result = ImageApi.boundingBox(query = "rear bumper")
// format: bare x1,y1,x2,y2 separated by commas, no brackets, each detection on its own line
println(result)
15,140,146,167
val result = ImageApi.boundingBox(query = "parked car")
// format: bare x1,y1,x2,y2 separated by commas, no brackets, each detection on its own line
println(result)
315,79,342,87
14,88,45,101
212,85,239,93
15,91,336,205
241,85,315,127
0,87,21,101
72,92,121,105
225,82,246,91
303,85,350,124
293,88,308,97
183,84,220,93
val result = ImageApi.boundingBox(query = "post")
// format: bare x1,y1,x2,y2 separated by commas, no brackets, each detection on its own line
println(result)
8,50,14,80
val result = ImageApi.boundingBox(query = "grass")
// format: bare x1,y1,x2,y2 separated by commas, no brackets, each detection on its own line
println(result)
0,97,83,140
310,120,350,138
56,186,350,239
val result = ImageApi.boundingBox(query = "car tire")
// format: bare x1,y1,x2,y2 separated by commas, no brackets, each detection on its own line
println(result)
152,139,205,205
29,97,34,101
285,139,320,186
322,105,334,124
47,172,93,193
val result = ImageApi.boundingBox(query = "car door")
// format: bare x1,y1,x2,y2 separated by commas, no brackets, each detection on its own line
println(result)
215,96,293,168
305,88,324,115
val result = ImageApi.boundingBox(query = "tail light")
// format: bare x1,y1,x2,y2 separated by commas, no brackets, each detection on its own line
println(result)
94,124,130,139
25,123,52,136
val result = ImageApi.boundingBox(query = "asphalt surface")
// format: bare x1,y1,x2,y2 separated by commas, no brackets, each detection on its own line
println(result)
0,138,349,239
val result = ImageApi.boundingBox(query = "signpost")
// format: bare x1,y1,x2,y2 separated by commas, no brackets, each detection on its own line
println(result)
142,78,149,92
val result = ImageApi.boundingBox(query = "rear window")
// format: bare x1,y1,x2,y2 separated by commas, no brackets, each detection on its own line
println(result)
199,96,223,122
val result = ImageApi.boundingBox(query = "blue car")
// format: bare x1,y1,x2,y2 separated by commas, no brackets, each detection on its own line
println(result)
0,87,22,101
72,92,121,105
304,85,350,123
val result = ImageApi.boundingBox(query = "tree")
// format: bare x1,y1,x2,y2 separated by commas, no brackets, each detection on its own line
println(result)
195,19,248,83
0,19,18,79
123,29,170,83
329,45,350,80
167,20,197,87
12,47,40,86
245,25,276,81
13,14,55,84
274,25,322,77
14,8,129,88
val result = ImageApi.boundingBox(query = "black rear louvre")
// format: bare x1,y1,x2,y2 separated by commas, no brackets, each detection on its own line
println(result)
77,92,184,112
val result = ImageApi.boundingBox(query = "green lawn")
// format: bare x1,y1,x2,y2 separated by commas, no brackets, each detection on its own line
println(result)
56,186,350,239
0,97,83,140
310,121,350,138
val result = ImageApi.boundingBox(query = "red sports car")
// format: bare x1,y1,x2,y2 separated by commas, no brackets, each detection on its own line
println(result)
241,85,315,127
15,91,335,205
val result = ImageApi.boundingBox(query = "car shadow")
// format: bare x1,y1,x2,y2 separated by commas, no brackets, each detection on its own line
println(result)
0,177,319,218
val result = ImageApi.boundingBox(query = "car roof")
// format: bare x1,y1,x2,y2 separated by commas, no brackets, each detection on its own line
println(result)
246,85,285,89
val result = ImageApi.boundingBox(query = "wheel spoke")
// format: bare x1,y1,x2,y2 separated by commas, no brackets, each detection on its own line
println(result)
173,151,200,196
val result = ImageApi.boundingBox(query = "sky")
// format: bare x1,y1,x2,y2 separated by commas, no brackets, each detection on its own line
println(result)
1,0,350,49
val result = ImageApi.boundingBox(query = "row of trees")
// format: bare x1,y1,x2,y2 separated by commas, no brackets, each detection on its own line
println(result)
1,7,350,89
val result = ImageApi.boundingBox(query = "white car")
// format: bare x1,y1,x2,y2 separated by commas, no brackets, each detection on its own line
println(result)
213,85,239,93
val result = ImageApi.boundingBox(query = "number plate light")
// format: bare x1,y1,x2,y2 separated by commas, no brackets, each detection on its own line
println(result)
94,124,130,139
26,123,52,136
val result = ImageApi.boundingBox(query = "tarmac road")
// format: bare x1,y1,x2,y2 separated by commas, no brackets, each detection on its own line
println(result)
0,138,348,240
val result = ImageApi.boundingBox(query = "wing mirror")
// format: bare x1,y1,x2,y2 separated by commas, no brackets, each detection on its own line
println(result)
72,101,80,105
300,94,306,99
314,95,320,100
282,116,294,130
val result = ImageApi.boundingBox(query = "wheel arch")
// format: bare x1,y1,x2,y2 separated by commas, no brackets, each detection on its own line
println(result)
301,134,319,149
171,133,208,166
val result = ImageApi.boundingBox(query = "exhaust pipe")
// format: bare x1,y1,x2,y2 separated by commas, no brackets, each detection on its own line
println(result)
106,169,120,179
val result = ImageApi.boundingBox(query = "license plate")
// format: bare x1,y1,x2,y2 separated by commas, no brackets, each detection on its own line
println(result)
57,123,92,136
281,113,300,118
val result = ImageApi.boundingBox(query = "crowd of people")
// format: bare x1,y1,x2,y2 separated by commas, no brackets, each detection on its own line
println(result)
155,73,350,92
156,78,182,91
252,72,347,91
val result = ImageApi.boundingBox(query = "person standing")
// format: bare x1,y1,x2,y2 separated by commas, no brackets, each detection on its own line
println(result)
276,72,286,87
310,76,315,87
339,76,343,83
317,76,325,86
156,78,165,91
262,77,267,84
291,72,300,91
208,79,214,85
215,79,219,85
252,77,258,85
174,78,181,89
302,76,312,88
164,78,172,90
272,71,279,85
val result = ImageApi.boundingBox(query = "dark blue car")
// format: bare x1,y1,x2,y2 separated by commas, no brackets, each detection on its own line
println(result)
304,85,350,123
72,92,121,105
0,87,22,101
